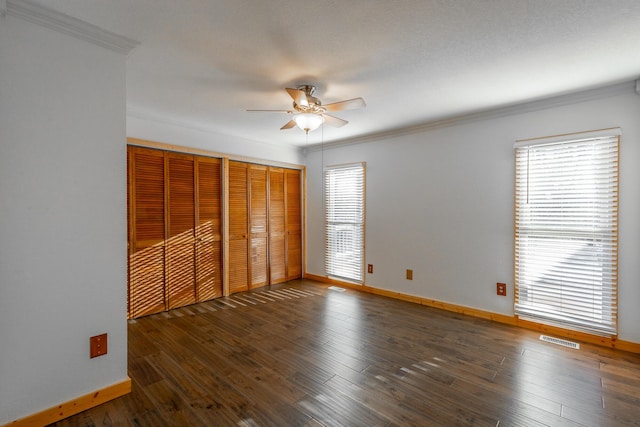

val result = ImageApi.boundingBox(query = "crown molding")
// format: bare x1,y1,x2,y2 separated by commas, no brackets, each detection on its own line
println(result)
305,80,636,153
127,107,301,154
5,0,138,55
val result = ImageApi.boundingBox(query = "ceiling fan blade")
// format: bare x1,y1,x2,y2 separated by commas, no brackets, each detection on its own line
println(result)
322,114,348,127
323,97,366,112
246,109,293,113
285,87,309,107
280,119,297,130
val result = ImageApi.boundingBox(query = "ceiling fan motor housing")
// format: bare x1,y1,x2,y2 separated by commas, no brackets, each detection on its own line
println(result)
298,84,317,97
293,85,325,113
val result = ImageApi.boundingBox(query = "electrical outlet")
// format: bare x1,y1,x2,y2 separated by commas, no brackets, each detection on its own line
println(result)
368,264,373,274
406,269,413,280
497,283,507,296
90,333,108,358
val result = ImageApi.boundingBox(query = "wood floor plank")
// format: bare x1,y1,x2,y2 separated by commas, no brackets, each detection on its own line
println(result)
325,372,446,426
174,356,259,424
50,280,640,427
141,379,211,425
449,377,583,427
221,371,311,426
365,362,501,426
291,371,391,427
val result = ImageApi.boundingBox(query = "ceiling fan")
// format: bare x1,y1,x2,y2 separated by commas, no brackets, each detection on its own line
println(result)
247,85,366,133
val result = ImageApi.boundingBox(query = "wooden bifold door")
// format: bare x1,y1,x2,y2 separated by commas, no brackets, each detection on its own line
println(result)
227,161,303,294
127,147,223,318
127,146,302,318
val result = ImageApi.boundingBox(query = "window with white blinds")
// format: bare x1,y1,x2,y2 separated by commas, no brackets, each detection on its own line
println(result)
324,162,365,283
514,129,619,336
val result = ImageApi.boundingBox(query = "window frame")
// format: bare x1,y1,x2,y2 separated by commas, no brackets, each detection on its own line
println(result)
324,162,366,284
513,128,620,336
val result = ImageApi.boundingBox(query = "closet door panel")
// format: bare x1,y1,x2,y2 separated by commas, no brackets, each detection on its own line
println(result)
197,240,222,299
130,246,165,317
166,153,196,309
229,239,248,293
196,157,223,301
286,169,302,280
127,149,131,318
128,147,166,318
229,161,249,293
250,165,268,289
269,168,286,284
250,238,267,288
128,144,305,312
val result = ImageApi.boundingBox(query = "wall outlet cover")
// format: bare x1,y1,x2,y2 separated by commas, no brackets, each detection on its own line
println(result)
90,333,108,358
497,283,507,296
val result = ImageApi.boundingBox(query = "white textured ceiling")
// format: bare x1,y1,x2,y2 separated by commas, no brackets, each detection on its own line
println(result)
29,0,640,146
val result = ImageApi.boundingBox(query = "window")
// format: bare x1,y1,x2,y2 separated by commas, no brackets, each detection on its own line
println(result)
324,162,365,283
514,129,619,336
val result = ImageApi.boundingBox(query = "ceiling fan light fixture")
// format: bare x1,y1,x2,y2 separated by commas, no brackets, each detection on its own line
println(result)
293,113,324,133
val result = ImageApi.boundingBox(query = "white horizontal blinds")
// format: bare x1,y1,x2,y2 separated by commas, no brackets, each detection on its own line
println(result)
514,131,619,336
324,162,365,283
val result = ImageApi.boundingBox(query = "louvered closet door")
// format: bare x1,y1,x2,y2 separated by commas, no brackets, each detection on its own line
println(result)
285,169,302,280
228,161,249,293
166,152,197,309
127,148,132,317
250,165,268,289
195,157,222,301
269,168,286,284
128,147,166,318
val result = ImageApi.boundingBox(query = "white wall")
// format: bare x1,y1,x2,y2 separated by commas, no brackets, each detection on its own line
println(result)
305,89,640,344
0,13,129,424
0,8,637,426
127,115,304,166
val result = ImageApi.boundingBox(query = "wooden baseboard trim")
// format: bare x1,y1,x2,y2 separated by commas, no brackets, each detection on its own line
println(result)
509,318,640,353
303,274,640,354
5,377,131,427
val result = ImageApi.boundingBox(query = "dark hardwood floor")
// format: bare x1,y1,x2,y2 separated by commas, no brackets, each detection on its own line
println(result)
50,280,640,426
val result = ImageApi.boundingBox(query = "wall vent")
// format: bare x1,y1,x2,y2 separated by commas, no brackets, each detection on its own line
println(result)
539,335,580,349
